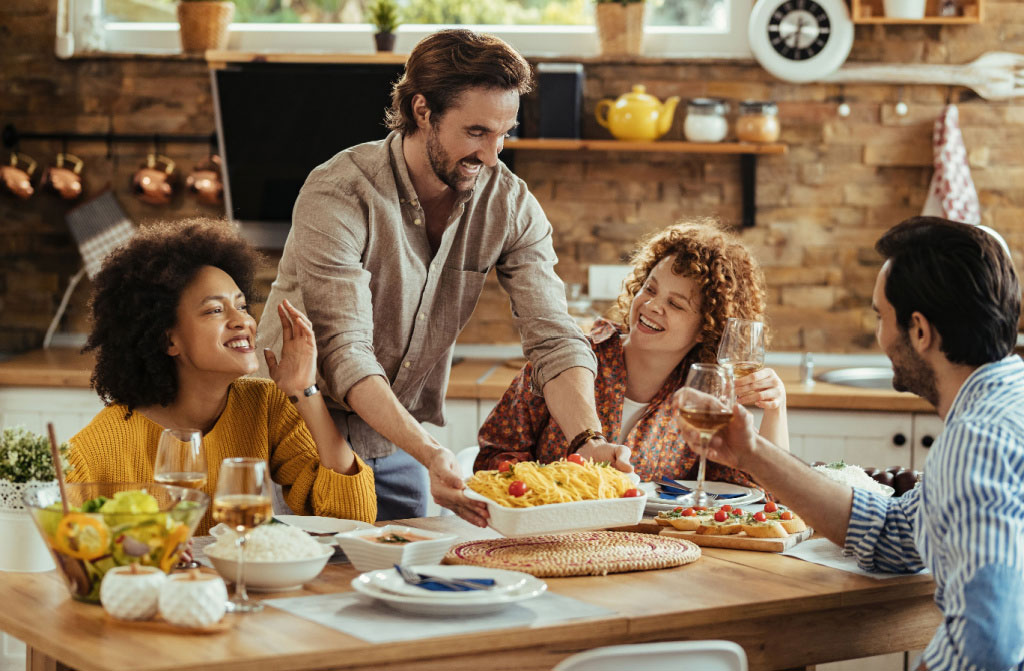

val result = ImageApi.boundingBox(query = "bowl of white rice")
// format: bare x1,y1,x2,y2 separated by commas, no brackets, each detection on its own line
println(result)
812,462,896,497
205,523,334,591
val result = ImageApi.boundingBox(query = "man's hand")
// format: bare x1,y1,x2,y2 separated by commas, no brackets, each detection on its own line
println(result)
575,439,633,473
735,367,786,410
426,448,489,528
675,400,759,469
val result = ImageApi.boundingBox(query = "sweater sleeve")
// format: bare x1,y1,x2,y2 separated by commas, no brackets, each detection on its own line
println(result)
265,387,377,523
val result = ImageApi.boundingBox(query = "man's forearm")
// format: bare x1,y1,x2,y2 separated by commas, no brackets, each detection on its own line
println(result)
345,375,444,464
541,367,602,440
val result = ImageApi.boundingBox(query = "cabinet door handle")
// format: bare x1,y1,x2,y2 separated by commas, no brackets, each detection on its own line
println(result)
892,433,907,446
921,435,934,448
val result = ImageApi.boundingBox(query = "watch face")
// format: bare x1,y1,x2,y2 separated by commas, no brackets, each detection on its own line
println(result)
769,0,831,61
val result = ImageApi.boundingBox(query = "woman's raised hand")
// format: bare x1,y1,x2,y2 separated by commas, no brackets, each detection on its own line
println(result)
734,367,786,410
263,299,317,398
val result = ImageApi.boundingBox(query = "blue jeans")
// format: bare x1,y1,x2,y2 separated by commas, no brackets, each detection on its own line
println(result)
365,449,429,522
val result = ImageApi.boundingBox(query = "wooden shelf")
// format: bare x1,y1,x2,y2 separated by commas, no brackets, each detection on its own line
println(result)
850,0,983,24
503,138,788,155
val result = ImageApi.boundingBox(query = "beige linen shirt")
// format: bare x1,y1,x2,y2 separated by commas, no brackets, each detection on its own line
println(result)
256,131,596,459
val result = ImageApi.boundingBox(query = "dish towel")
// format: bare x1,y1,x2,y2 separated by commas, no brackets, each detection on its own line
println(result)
921,104,981,225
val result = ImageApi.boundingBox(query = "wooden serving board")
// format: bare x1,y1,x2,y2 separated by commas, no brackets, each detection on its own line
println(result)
659,526,813,552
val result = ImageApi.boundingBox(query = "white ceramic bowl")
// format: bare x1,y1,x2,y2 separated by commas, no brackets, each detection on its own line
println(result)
463,486,646,537
207,544,333,592
334,525,458,572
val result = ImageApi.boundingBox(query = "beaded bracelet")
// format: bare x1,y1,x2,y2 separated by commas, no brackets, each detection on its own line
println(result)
567,427,606,453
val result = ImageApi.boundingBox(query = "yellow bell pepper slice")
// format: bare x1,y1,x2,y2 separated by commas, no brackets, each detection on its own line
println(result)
54,514,110,561
159,524,190,573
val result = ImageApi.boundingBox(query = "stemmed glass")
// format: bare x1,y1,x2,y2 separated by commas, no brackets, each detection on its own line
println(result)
673,363,736,507
212,457,272,613
153,428,206,569
717,318,766,380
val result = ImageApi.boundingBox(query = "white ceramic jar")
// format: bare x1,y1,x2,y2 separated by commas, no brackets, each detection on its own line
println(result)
100,565,166,620
158,572,228,628
684,98,729,143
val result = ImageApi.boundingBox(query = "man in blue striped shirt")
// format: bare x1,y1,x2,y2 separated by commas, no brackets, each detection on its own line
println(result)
678,217,1023,671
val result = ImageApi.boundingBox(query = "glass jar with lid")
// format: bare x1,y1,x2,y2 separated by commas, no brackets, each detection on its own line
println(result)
683,98,729,143
735,101,780,143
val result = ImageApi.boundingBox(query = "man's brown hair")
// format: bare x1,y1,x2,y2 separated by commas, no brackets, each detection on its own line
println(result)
386,29,533,135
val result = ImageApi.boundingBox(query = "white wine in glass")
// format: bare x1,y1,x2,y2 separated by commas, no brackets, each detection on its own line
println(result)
154,428,207,490
673,363,735,507
717,318,766,381
213,457,272,613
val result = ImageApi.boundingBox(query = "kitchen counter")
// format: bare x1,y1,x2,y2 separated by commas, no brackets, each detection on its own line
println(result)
0,348,934,413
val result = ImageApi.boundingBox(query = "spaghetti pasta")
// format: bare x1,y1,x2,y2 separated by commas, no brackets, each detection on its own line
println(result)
466,459,637,508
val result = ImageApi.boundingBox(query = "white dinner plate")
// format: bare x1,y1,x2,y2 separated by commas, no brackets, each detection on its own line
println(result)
273,515,375,535
351,565,547,616
362,566,529,600
640,480,765,514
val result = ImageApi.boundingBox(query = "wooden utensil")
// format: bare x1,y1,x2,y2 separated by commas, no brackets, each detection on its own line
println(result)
823,51,1024,100
46,422,69,515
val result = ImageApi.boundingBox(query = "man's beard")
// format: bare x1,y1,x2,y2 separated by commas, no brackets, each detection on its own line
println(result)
426,124,480,197
889,329,938,406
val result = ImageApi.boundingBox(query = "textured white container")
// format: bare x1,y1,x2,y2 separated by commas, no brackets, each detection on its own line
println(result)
100,565,166,620
883,0,926,18
0,480,55,573
158,573,228,628
463,488,646,537
334,525,457,572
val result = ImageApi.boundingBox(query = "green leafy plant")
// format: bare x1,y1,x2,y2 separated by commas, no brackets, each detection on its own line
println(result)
0,426,69,484
179,0,233,3
595,0,644,4
366,0,400,33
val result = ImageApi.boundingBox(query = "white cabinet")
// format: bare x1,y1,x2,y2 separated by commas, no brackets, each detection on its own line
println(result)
912,413,945,473
0,388,102,440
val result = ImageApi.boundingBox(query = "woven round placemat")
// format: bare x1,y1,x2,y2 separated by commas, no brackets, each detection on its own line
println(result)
443,531,701,577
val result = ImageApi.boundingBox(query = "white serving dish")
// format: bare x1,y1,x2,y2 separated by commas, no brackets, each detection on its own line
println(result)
350,565,546,616
463,486,646,537
272,515,374,536
207,544,333,592
334,525,458,572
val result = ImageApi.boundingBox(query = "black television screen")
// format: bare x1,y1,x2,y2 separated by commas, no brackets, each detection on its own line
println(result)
213,62,405,247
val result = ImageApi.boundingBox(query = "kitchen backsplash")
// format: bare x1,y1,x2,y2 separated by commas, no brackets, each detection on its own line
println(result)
1,0,1023,353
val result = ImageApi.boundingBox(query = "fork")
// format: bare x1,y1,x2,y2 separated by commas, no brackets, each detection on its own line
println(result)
393,564,495,591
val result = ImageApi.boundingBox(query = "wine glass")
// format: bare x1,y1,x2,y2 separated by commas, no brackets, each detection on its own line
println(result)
213,457,273,613
717,318,766,380
154,428,206,569
673,363,736,507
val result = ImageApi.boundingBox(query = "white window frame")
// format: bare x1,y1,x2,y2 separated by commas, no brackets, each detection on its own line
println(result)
72,0,752,59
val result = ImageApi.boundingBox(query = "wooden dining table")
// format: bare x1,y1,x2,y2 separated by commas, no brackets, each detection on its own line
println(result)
1,516,940,671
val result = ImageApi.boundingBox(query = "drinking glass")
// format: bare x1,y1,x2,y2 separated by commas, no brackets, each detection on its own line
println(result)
717,318,766,380
673,363,736,507
212,457,272,613
154,428,206,569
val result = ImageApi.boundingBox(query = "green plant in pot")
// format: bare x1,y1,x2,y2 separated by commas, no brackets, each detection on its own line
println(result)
367,0,400,52
177,0,235,54
594,0,646,57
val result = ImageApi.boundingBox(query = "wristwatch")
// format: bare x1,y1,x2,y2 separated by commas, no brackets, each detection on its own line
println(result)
288,384,320,404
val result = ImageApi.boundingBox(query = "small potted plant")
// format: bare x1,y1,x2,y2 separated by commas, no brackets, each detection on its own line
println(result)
0,426,68,572
595,0,646,57
367,0,400,52
177,0,235,54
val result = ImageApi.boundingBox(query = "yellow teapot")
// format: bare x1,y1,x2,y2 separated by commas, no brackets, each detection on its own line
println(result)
595,85,680,142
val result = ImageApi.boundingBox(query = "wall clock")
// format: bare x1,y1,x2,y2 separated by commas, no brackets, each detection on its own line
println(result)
748,0,855,83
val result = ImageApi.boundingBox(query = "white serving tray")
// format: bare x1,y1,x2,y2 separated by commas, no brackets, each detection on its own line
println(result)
463,486,646,537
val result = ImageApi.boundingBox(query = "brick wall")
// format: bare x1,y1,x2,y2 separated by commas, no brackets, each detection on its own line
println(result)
2,0,1023,353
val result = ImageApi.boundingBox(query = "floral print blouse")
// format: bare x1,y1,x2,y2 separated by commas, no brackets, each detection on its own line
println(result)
475,318,762,489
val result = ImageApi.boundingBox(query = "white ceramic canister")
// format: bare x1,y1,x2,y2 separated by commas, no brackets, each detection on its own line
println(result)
883,0,926,18
684,98,729,143
100,565,167,620
158,571,228,628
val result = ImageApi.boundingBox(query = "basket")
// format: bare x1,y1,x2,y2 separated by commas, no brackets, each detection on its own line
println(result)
177,1,234,53
595,3,645,57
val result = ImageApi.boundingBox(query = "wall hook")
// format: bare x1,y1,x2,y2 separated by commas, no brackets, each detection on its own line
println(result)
895,86,909,117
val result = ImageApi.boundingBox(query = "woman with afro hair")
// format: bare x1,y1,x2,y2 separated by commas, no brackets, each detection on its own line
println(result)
68,219,376,533
475,219,789,488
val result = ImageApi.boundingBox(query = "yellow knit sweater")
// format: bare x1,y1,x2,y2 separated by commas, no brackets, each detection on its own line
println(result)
67,378,377,534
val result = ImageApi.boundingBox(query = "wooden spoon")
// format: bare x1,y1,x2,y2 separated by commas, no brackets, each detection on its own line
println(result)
47,422,69,515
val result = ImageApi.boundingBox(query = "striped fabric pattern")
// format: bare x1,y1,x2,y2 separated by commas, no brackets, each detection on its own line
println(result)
65,191,135,279
844,355,1024,671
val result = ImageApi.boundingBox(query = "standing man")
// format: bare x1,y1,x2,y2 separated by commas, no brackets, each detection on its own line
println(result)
677,217,1024,671
257,29,629,525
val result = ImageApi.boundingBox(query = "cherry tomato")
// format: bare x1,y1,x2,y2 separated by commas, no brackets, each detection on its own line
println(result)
764,501,778,513
673,507,683,513
498,460,513,473
622,488,641,498
713,510,728,523
732,508,745,516
567,453,585,465
680,507,696,517
720,504,732,512
753,511,767,522
508,480,528,497
780,510,794,520
694,505,708,511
